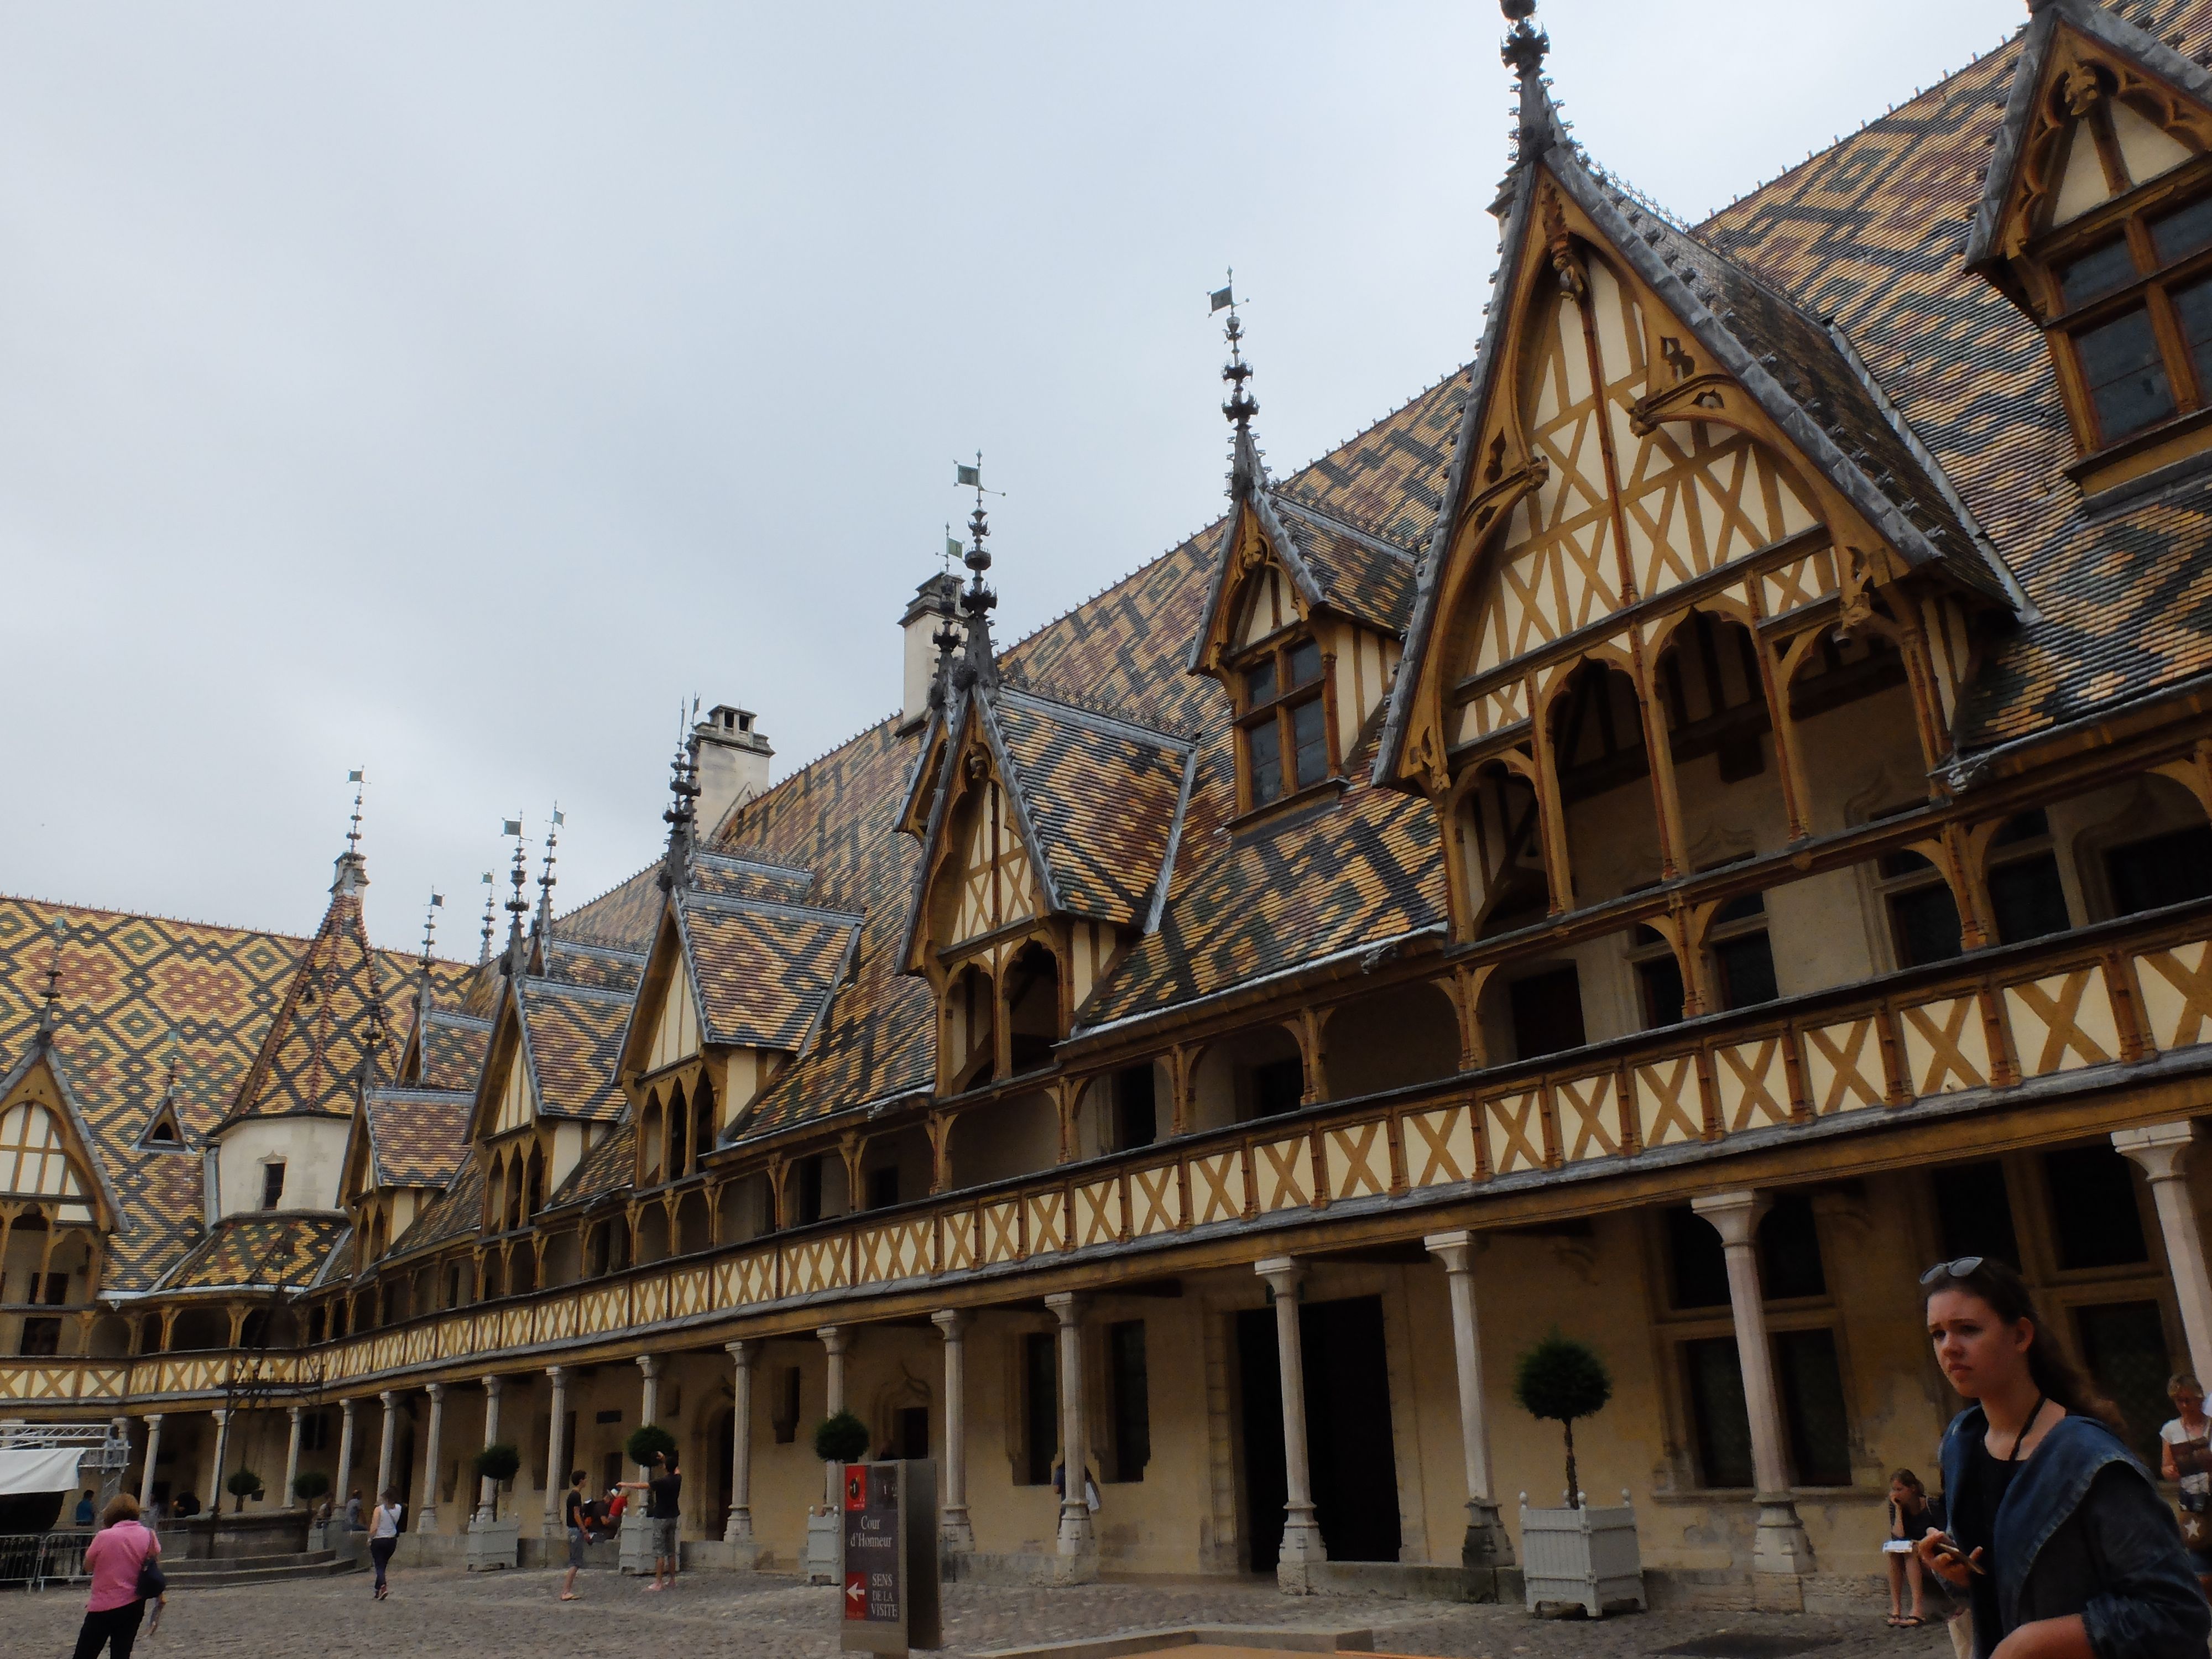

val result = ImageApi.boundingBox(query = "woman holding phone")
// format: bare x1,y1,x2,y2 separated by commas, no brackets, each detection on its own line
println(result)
1916,1257,2206,1658
2158,1371,2212,1600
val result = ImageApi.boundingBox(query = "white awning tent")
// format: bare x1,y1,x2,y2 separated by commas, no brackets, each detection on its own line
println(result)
0,1447,87,1496
0,1423,127,1499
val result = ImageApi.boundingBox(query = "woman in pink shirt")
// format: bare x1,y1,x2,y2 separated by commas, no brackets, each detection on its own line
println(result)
74,1493,160,1659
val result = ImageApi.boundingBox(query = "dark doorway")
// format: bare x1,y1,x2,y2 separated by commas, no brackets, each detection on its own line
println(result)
1235,1295,1401,1572
896,1405,930,1459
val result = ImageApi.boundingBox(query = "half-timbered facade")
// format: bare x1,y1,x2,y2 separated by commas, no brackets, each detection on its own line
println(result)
7,0,2212,1605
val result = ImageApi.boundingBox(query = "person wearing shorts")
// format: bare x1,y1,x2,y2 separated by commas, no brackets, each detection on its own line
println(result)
560,1469,588,1601
617,1451,681,1592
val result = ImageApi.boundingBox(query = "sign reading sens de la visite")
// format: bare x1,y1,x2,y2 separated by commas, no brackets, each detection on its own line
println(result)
839,1458,941,1655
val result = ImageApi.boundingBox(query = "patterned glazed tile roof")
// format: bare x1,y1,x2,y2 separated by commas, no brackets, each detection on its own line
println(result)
687,852,814,907
222,862,392,1126
545,1120,633,1213
553,864,663,953
989,687,1193,928
0,894,467,1291
1694,0,2212,745
409,1005,491,1092
541,940,646,996
517,979,631,1121
1267,495,1420,635
361,1086,472,1188
679,896,859,1052
387,1157,482,1257
156,1212,349,1294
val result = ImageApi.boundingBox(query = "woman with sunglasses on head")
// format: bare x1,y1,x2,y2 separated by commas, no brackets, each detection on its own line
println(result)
1916,1256,2207,1658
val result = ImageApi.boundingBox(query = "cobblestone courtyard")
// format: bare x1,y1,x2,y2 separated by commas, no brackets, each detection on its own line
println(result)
11,1567,1957,1659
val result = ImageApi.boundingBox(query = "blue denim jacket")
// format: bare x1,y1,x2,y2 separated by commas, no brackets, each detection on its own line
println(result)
1939,1406,2210,1658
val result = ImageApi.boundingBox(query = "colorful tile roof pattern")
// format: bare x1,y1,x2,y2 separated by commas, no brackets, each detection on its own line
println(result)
0,894,467,1291
989,688,1193,928
361,1087,472,1188
1268,495,1421,635
407,1005,491,1092
386,1158,483,1258
156,1212,349,1294
223,860,393,1125
554,865,664,953
679,897,859,1052
687,853,815,907
544,1120,634,1213
540,940,646,996
517,979,632,1121
1695,0,2212,745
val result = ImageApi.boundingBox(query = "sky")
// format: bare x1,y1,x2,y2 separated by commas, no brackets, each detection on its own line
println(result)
0,0,2027,951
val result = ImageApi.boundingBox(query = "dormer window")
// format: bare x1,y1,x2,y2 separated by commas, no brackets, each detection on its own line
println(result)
1239,635,1328,808
2048,191,2212,447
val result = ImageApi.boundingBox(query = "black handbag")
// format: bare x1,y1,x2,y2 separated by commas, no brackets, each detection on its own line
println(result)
133,1540,166,1600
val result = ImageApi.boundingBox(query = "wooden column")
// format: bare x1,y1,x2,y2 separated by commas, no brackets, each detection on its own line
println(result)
931,1311,974,1553
1254,1258,1327,1588
1691,1192,1813,1583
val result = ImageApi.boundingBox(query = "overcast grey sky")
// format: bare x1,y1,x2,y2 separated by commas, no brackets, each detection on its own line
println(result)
0,1,2025,950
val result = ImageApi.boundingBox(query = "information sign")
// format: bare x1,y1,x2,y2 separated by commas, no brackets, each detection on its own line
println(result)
838,1457,940,1655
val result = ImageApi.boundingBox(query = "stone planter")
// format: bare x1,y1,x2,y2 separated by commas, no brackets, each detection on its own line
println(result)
802,1506,841,1584
465,1517,520,1572
1518,1491,1645,1617
178,1509,311,1561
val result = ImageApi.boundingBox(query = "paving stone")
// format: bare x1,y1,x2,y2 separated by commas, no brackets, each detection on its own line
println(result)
4,1568,1955,1658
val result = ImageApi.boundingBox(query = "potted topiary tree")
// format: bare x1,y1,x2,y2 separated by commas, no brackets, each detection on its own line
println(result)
225,1467,263,1514
804,1412,872,1582
618,1423,679,1575
466,1441,523,1573
1512,1332,1644,1618
291,1468,330,1512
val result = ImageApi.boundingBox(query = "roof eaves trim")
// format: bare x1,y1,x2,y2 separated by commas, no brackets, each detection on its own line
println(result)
1183,512,1248,675
1141,746,1201,939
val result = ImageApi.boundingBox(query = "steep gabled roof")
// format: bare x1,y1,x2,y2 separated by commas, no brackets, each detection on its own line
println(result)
154,1212,348,1294
385,1158,483,1258
678,894,861,1052
1966,0,2212,269
515,977,632,1124
359,1086,472,1188
544,1120,634,1213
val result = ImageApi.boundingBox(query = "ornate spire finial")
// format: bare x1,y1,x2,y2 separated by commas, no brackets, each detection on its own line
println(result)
502,816,530,969
35,915,63,1044
478,871,496,966
927,526,963,716
1501,0,1548,84
419,890,442,974
534,808,563,938
1212,272,1262,495
659,726,701,893
332,769,371,895
951,453,1000,694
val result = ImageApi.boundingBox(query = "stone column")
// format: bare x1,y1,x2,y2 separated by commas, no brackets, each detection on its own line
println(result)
474,1375,504,1524
1424,1230,1514,1582
416,1384,445,1533
723,1342,757,1545
1692,1191,1814,1585
283,1406,303,1511
817,1326,849,1506
1255,1258,1327,1587
930,1310,974,1553
2115,1123,2212,1385
635,1354,662,1478
138,1414,163,1511
1044,1292,1094,1556
543,1366,570,1541
335,1397,359,1517
208,1408,232,1511
375,1390,400,1499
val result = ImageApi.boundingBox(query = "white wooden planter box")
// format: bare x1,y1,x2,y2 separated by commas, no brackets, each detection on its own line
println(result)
1518,1492,1645,1617
465,1517,520,1572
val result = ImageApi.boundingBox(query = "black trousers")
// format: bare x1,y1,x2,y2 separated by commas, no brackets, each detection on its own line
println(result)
371,1536,397,1589
71,1600,146,1659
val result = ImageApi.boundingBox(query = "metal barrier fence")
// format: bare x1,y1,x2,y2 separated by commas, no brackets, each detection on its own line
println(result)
0,1530,92,1590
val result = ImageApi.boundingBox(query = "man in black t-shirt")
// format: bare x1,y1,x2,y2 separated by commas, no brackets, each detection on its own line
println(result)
617,1451,681,1592
559,1470,588,1601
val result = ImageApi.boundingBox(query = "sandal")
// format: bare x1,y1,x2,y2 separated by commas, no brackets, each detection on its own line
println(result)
1900,1615,1925,1628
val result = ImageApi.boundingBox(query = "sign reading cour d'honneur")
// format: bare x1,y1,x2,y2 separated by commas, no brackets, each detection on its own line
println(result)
839,1458,942,1655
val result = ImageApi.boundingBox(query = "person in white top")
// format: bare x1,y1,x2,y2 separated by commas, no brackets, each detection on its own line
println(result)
368,1487,404,1601
2159,1372,2212,1600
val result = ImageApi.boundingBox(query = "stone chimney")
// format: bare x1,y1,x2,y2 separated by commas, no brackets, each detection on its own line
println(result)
900,572,964,732
692,705,773,834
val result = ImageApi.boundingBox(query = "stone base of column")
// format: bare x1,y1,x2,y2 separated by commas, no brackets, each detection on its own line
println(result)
723,1509,754,1547
1056,1505,1095,1556
1751,1497,1814,1599
1275,1508,1329,1595
940,1507,975,1556
1460,1498,1515,1600
413,1505,437,1535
